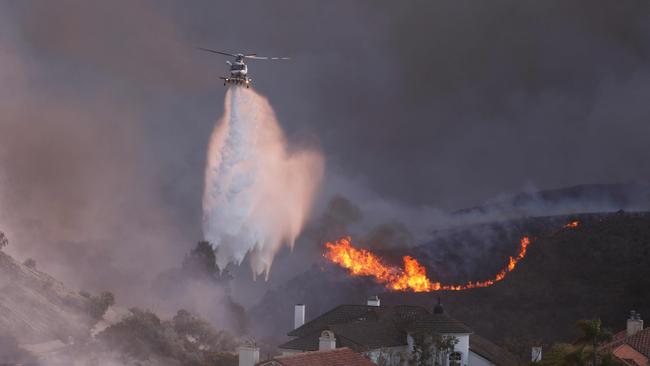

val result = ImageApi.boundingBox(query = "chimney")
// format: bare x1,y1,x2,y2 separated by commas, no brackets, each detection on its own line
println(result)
294,304,306,329
627,310,644,336
319,330,337,351
367,295,380,307
238,342,259,366
531,347,542,362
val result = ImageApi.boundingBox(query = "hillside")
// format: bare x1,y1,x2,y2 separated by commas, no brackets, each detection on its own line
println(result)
383,212,650,352
454,183,650,217
0,246,238,365
249,211,650,360
0,250,94,345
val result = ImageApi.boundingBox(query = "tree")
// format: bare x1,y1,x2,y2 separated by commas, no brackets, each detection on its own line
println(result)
24,258,36,269
0,231,8,250
575,319,612,366
543,343,589,366
183,241,218,276
542,319,620,366
409,333,458,366
98,307,238,365
374,347,407,366
87,291,115,319
182,241,233,284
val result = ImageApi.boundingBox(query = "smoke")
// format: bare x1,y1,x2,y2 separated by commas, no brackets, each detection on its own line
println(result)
203,87,324,277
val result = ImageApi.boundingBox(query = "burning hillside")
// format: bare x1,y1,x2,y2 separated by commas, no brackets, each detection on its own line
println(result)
324,221,579,292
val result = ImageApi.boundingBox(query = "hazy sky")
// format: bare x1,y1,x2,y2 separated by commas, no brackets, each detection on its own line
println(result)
5,0,650,212
1,0,650,296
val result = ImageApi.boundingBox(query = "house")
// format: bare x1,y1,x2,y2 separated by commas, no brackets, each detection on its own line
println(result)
600,311,650,366
276,296,516,366
256,347,378,366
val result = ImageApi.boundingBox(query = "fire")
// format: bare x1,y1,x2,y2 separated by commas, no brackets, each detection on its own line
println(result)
564,220,579,228
324,221,578,292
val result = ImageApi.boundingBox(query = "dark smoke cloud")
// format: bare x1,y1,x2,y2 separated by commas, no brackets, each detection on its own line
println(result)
1,0,650,327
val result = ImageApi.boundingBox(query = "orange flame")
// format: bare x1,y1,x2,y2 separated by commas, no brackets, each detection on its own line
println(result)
564,220,579,228
323,221,578,292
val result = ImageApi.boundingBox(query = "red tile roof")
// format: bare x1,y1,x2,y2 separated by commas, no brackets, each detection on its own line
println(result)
257,348,378,366
601,328,650,358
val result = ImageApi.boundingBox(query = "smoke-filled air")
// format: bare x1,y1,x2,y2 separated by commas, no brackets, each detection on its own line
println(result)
203,87,324,277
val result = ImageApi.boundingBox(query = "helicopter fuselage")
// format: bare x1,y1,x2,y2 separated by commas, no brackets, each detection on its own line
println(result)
221,60,251,87
229,61,248,77
199,48,288,88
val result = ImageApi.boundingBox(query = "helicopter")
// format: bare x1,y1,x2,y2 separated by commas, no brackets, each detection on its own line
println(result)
198,47,290,87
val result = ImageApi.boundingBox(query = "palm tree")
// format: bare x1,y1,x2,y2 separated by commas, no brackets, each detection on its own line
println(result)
575,319,612,366
542,319,617,366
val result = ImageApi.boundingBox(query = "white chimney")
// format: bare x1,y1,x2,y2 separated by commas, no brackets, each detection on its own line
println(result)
367,295,380,307
294,304,306,329
627,310,644,336
238,343,259,366
531,347,542,362
319,330,337,351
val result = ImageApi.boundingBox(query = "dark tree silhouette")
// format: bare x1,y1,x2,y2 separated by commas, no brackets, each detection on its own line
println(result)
0,231,8,250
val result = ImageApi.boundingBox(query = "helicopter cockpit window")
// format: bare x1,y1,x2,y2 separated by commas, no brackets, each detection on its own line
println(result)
232,64,245,70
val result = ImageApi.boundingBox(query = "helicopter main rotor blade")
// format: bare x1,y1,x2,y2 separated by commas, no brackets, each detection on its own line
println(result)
245,55,291,60
197,47,237,57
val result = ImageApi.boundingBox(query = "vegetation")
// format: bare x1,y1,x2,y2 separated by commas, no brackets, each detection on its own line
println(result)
0,231,8,250
541,319,620,366
398,212,650,361
98,308,237,366
251,212,650,361
182,240,232,283
23,258,36,269
408,333,458,366
153,240,248,335
87,291,115,319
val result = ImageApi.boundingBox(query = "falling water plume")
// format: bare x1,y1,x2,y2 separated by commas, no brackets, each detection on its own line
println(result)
203,87,324,278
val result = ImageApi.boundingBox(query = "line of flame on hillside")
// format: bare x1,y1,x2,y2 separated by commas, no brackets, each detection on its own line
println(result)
323,221,579,292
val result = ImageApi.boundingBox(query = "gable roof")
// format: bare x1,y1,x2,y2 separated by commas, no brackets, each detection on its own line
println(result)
288,305,385,337
257,347,378,366
281,304,471,352
602,328,650,359
469,334,518,366
408,313,473,335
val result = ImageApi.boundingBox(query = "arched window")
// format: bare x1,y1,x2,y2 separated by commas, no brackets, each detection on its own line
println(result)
449,351,462,366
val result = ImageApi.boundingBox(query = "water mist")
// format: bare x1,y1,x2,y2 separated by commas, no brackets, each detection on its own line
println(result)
203,87,324,278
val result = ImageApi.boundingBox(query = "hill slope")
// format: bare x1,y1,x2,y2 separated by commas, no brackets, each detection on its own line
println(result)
0,250,93,344
250,212,650,359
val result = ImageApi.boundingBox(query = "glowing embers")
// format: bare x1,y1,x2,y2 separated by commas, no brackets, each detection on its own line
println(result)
324,221,578,292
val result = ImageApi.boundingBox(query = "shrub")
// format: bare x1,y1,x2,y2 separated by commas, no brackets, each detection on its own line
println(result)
24,258,36,269
0,231,8,250
87,291,115,319
98,307,237,365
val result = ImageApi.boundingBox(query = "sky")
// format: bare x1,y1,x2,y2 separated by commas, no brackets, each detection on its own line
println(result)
0,0,649,305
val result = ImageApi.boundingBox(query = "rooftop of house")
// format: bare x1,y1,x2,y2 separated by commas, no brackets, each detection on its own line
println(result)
281,301,472,352
469,334,519,366
280,299,516,366
602,327,650,359
256,347,378,366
